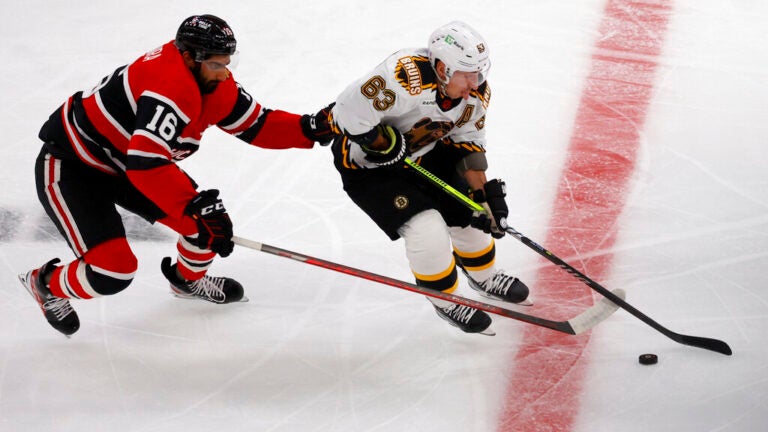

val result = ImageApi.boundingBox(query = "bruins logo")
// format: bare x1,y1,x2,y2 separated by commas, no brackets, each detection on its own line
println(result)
393,195,409,210
404,117,454,153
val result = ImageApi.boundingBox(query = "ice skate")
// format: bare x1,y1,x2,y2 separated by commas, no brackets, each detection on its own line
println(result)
433,303,495,336
18,258,80,337
161,257,248,304
466,269,532,306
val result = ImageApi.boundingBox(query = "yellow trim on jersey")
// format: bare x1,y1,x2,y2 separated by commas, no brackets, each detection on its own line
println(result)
470,82,491,109
339,136,358,170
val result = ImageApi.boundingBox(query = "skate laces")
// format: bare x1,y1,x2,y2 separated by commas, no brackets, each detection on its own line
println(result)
444,304,477,324
188,276,226,303
43,297,75,320
23,270,75,321
482,271,518,296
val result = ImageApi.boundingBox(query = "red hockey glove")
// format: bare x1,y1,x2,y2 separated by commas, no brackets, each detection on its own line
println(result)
184,189,234,257
469,179,508,239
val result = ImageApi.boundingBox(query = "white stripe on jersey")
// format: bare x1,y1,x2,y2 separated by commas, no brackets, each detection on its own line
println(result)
70,106,126,172
62,98,119,174
220,97,259,132
178,136,201,146
95,91,132,141
122,67,137,114
102,147,127,171
126,148,171,160
141,90,191,123
132,129,173,155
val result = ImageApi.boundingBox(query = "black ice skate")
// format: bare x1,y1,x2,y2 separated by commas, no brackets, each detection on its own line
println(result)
161,257,247,304
18,258,80,337
466,270,532,305
433,303,494,336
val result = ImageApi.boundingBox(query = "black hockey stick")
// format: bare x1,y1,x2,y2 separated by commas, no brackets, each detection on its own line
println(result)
232,236,623,335
404,158,733,355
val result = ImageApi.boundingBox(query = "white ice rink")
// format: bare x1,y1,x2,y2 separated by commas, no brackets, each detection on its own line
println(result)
1,1,766,431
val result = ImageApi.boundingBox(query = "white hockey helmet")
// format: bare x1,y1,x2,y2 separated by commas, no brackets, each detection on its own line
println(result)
428,21,490,84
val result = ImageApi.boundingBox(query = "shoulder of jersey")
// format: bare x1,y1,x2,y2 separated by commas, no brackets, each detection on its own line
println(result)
471,81,491,108
386,48,439,98
128,41,201,112
386,48,491,107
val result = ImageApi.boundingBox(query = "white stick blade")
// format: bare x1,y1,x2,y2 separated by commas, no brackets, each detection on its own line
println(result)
568,289,625,334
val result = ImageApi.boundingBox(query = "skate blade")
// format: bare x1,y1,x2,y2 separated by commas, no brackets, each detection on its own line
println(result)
479,328,496,336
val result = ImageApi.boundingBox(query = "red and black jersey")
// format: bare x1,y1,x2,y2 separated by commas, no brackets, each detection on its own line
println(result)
39,41,313,219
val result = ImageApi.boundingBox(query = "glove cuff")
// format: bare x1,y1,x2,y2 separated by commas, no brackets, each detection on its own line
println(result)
484,179,506,197
361,125,398,155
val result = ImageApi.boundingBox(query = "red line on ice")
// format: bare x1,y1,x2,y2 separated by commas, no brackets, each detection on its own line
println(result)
497,1,671,431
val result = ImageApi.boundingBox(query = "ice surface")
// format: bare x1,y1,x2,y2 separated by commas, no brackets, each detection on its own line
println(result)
1,1,766,431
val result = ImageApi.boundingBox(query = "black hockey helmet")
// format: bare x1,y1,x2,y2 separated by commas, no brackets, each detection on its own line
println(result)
175,14,237,62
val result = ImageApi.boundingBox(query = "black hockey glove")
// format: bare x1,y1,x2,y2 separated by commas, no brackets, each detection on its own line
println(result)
184,189,234,257
469,179,508,239
360,124,408,168
300,102,336,146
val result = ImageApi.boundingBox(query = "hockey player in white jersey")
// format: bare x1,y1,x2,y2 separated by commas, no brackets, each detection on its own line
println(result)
305,21,530,335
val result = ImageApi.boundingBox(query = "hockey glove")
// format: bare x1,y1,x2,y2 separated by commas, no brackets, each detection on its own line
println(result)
360,124,408,168
184,189,234,257
469,179,508,239
300,102,336,146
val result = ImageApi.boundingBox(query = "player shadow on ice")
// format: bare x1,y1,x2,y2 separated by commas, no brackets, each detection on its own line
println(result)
0,208,22,242
27,210,175,243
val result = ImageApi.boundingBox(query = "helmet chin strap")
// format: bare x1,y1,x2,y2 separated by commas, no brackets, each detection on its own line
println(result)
437,79,449,96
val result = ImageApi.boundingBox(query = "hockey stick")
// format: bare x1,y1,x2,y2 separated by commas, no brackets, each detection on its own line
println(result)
232,236,623,335
404,158,733,355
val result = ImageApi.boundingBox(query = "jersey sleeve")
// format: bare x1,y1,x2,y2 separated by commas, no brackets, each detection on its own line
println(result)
125,91,199,219
330,57,419,168
331,58,413,137
217,82,313,150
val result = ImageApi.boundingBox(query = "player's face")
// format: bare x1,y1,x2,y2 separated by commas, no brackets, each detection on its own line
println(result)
195,54,232,94
444,70,481,100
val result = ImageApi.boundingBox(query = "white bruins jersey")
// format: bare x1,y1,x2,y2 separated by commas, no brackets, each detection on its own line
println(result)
331,47,491,169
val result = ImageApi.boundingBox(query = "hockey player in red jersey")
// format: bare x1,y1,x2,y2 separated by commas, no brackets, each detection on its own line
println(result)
18,14,334,336
316,22,531,335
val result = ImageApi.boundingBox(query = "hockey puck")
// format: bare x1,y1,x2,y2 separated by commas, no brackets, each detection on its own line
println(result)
638,353,658,365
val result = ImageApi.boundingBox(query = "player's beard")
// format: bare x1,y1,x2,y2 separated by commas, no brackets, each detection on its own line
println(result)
191,64,219,94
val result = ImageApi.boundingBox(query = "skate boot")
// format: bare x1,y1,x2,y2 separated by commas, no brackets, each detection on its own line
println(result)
161,257,247,304
467,270,531,305
18,258,80,336
433,303,494,336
